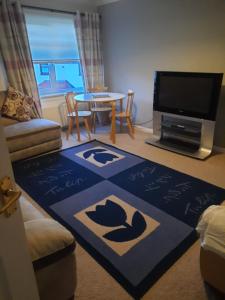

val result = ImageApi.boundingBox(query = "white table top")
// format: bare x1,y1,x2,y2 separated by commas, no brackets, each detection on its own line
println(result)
74,92,126,103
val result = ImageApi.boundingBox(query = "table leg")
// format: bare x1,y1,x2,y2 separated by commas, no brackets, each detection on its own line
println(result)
111,101,116,143
120,98,123,132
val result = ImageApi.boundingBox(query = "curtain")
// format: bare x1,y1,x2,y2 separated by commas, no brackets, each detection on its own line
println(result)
0,0,42,118
74,12,104,91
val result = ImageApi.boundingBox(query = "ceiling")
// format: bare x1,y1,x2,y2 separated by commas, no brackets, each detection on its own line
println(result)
95,0,121,5
20,0,122,16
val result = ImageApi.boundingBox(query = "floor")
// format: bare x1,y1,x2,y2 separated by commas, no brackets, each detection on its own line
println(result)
23,125,225,300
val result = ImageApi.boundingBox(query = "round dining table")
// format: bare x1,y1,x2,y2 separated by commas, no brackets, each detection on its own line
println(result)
74,92,126,143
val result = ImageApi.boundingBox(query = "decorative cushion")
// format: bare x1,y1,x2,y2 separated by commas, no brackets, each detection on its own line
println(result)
1,86,34,121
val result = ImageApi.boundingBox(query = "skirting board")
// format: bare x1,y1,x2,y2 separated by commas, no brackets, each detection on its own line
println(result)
134,125,225,154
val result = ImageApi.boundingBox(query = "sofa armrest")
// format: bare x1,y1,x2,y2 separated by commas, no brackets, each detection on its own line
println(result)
24,218,75,270
0,116,18,126
196,204,225,259
19,196,45,222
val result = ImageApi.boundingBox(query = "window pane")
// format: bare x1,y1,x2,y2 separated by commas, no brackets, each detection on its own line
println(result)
40,64,49,75
24,8,79,60
24,8,85,97
33,62,85,96
34,63,50,91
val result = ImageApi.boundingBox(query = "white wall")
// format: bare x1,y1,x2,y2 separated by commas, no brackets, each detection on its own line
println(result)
99,0,225,146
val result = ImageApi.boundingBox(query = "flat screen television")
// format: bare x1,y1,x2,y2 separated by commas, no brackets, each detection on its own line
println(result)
153,71,223,120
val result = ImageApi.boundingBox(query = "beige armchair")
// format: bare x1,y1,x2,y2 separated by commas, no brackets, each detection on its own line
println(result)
196,202,225,294
20,196,76,300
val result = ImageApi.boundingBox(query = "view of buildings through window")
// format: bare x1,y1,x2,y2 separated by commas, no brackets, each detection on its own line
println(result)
25,8,85,97
33,61,84,96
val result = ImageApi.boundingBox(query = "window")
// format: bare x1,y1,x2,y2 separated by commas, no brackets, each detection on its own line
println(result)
24,8,85,97
40,64,49,75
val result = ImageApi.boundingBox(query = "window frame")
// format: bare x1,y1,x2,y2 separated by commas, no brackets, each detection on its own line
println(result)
24,8,85,98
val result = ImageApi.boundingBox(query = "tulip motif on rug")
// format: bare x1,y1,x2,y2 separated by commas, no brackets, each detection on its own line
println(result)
75,195,160,256
76,147,125,167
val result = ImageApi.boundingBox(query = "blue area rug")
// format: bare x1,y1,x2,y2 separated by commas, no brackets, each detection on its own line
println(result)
13,140,225,299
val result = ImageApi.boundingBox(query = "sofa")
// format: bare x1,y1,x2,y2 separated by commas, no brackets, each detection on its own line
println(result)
196,202,225,294
0,91,62,161
20,196,76,300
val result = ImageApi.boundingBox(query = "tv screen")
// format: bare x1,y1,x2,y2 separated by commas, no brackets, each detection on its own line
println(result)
153,71,223,120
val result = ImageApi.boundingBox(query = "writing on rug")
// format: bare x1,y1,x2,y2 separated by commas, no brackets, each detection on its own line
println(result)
128,166,157,181
145,174,172,191
184,193,216,216
44,178,87,196
29,168,69,180
163,181,192,203
22,156,59,170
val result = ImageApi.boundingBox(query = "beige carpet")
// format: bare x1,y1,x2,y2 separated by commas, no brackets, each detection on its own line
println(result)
26,127,225,300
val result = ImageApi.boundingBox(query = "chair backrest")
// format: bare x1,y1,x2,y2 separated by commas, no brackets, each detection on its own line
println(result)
65,92,78,117
88,86,108,93
126,90,134,115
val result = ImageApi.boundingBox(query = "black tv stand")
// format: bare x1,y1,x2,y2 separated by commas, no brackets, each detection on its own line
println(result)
146,111,216,159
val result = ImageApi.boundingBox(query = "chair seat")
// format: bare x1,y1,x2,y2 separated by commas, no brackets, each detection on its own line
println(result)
68,111,91,118
115,112,130,118
91,106,112,112
109,111,130,118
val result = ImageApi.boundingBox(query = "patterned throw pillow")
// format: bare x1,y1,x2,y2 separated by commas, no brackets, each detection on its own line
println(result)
1,86,34,122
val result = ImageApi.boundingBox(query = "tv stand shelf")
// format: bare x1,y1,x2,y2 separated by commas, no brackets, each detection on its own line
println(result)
159,137,200,153
161,122,201,137
146,111,216,160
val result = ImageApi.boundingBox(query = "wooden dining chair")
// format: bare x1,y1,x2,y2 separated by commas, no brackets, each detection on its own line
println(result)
65,92,91,141
88,86,112,133
115,90,135,139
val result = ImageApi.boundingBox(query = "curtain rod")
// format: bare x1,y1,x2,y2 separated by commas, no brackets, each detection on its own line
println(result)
22,5,88,17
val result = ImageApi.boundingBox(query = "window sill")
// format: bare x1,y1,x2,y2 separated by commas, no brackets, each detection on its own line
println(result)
40,91,85,101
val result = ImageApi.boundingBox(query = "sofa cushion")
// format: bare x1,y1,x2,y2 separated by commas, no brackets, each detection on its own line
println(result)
20,196,44,222
1,86,34,121
10,139,62,162
4,119,61,153
24,218,75,270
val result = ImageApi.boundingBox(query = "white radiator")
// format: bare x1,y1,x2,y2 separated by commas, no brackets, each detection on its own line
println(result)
42,97,68,128
42,97,90,128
